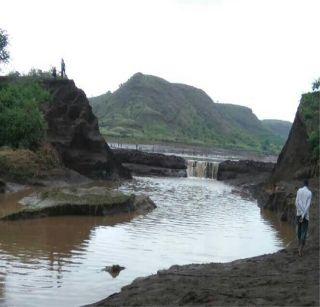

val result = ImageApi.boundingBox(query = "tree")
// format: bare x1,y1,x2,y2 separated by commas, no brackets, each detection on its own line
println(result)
312,78,320,91
0,28,10,66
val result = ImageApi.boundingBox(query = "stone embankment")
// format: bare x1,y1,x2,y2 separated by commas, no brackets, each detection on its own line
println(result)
113,148,187,177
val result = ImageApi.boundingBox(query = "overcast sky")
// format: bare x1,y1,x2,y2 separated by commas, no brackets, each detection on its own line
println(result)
1,0,319,121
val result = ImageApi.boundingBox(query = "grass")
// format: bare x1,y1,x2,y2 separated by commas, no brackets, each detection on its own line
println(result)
0,144,62,182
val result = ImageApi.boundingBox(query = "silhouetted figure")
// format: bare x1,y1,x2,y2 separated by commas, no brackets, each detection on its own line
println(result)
52,67,57,79
61,58,66,78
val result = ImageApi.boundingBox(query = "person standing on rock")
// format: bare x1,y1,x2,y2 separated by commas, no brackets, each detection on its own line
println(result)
295,179,312,256
52,67,57,79
61,58,66,78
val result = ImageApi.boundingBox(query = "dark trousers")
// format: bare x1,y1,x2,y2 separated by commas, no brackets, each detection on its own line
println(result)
296,216,309,246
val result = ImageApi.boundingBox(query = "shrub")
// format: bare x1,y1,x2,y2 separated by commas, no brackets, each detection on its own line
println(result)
0,80,51,149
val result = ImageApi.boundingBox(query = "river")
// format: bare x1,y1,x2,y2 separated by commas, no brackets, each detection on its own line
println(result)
0,176,294,307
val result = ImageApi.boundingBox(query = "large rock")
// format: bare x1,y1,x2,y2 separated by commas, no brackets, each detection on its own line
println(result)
270,92,319,182
254,91,319,224
0,187,156,220
217,160,274,181
113,149,187,177
41,79,131,180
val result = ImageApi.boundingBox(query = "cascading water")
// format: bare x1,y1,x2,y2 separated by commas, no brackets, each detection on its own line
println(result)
187,160,219,179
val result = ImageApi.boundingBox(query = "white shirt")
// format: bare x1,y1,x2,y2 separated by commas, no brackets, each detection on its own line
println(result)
295,186,312,220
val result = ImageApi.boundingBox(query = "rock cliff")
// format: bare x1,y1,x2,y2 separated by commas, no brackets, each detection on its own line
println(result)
255,91,319,223
41,79,131,180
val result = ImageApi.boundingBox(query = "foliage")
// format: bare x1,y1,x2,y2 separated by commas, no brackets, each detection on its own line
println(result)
0,146,61,182
27,68,52,79
312,78,320,91
0,80,51,149
0,28,9,66
300,91,320,159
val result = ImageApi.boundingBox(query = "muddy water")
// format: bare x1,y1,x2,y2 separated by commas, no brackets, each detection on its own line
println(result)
0,177,294,307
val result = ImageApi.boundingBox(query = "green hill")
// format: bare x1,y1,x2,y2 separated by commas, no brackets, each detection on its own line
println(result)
89,73,288,154
261,119,292,141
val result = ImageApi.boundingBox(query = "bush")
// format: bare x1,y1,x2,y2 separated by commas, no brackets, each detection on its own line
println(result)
0,146,61,182
300,91,320,160
0,80,51,149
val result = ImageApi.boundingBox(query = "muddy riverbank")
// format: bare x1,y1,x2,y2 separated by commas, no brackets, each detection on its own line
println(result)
89,179,319,307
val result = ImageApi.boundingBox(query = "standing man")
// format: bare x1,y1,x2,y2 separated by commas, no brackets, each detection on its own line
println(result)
295,179,312,256
52,67,57,79
61,58,66,78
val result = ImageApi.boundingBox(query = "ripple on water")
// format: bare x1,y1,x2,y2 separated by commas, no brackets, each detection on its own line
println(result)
0,176,294,307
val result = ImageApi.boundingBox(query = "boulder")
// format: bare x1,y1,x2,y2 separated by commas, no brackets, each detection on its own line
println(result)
0,186,156,220
102,265,125,278
40,79,131,180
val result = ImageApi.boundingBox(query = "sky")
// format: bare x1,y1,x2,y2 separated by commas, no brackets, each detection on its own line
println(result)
1,0,319,122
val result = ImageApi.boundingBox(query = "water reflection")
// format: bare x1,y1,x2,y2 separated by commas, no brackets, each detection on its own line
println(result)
0,176,294,307
260,209,295,247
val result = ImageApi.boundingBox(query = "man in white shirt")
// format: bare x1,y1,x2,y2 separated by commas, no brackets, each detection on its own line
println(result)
295,179,312,256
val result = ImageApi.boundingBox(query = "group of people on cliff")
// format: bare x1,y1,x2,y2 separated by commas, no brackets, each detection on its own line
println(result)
51,58,66,79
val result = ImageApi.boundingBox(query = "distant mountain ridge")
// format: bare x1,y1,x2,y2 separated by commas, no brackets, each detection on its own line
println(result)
89,73,291,153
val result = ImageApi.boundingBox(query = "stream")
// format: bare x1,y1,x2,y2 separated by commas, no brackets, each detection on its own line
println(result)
0,176,294,307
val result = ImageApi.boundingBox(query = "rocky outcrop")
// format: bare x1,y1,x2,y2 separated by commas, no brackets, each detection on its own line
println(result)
270,106,314,182
113,149,187,177
255,91,319,224
1,187,156,220
217,160,274,183
41,79,131,180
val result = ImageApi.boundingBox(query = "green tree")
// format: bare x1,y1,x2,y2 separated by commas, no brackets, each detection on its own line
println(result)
312,78,320,91
0,29,9,67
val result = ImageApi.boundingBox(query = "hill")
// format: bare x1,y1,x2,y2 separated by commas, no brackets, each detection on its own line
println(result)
89,73,287,153
261,119,292,141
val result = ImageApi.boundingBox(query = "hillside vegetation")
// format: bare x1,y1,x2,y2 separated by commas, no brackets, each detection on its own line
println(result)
300,91,319,160
90,73,291,154
261,119,292,141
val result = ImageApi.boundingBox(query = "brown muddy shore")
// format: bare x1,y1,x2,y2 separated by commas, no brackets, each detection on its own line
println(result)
89,181,319,307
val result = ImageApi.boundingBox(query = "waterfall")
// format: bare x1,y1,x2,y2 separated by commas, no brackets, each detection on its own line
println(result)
187,160,219,179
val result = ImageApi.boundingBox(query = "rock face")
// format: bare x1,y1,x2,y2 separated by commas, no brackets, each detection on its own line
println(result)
217,160,274,181
1,187,156,220
270,94,319,182
41,79,131,180
254,91,319,223
113,149,187,177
